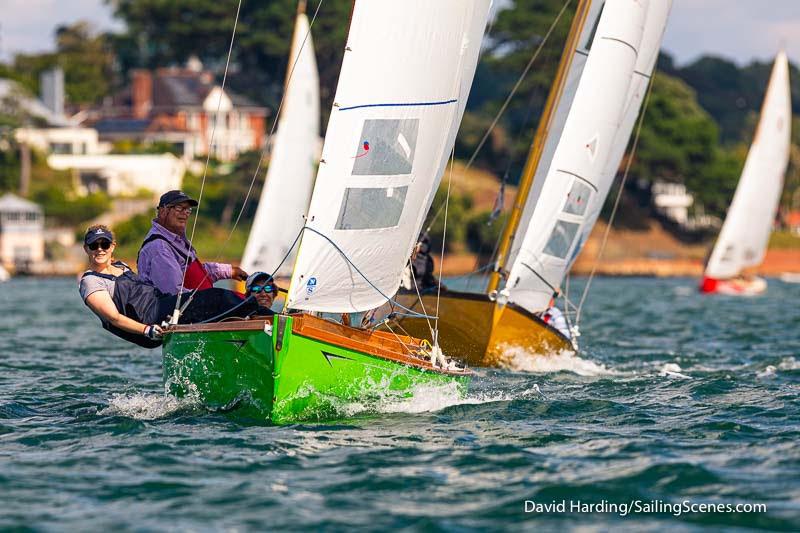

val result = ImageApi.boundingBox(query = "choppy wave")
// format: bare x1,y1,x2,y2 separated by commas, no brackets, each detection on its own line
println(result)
498,344,617,376
98,392,199,420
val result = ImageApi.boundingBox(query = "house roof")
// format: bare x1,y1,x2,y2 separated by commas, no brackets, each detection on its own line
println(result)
0,193,43,214
94,118,151,134
152,71,263,110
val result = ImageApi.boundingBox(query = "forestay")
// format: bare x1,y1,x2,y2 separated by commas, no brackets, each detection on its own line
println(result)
705,51,791,280
287,0,492,312
503,0,647,313
241,12,320,277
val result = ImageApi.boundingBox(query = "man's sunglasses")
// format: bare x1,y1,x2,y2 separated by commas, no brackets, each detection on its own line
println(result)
168,205,193,214
250,284,274,294
88,240,112,251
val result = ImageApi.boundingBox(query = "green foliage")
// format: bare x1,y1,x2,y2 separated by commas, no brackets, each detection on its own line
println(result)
11,22,114,105
769,230,800,249
111,140,182,156
456,0,575,171
180,150,266,227
426,185,474,253
112,211,250,263
634,74,719,182
32,188,109,226
113,212,152,253
0,144,20,191
466,211,509,257
664,54,800,142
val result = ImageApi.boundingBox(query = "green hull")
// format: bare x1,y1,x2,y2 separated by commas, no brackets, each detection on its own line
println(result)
163,315,469,424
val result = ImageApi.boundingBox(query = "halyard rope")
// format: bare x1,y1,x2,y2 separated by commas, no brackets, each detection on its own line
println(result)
173,0,243,321
426,0,574,232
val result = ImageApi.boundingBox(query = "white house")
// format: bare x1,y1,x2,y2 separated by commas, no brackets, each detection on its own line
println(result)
15,127,110,156
651,181,694,225
0,193,45,272
47,153,186,197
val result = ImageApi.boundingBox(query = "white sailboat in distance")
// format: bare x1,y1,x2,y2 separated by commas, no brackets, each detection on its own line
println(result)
241,4,320,278
701,51,791,295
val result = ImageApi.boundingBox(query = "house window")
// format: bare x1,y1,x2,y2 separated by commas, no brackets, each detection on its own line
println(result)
335,186,408,230
49,142,72,154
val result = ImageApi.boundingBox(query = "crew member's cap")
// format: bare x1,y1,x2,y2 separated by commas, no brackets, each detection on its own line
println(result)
246,271,277,293
158,190,198,208
84,227,114,245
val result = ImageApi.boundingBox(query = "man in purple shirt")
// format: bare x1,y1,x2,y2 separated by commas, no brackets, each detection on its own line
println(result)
137,190,248,295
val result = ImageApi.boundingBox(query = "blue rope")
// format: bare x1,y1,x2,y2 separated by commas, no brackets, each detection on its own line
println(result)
338,99,457,112
300,227,436,320
267,226,436,320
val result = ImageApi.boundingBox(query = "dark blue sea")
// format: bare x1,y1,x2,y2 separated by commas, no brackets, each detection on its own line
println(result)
1,276,799,531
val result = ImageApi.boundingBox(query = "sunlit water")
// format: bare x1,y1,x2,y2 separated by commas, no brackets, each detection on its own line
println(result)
1,277,799,530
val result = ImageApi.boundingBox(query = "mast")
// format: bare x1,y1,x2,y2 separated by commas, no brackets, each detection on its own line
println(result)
487,0,592,293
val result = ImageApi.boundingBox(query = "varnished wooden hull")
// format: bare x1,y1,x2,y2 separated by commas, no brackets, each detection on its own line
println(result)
384,290,573,367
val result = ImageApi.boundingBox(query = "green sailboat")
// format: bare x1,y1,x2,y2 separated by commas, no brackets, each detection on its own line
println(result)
162,0,493,423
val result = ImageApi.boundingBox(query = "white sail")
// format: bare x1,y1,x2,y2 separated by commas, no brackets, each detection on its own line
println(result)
503,0,647,313
241,12,320,277
577,0,673,271
508,0,604,254
287,0,492,312
705,51,791,280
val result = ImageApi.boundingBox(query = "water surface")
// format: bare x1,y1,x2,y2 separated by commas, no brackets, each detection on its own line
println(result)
1,277,798,530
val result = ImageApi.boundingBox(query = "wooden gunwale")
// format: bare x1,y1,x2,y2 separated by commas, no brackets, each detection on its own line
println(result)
165,313,470,377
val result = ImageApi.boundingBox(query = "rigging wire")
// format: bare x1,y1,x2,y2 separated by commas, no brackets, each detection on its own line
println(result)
291,226,437,320
425,0,574,232
172,0,243,321
165,1,324,315
434,147,456,344
212,0,325,263
574,71,659,325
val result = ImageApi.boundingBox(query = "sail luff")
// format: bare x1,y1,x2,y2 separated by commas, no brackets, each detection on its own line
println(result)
498,0,607,291
487,0,594,294
503,0,648,313
704,51,791,279
240,12,320,277
575,0,673,274
286,0,492,313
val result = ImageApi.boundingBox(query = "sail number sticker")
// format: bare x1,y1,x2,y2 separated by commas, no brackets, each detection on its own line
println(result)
306,277,317,295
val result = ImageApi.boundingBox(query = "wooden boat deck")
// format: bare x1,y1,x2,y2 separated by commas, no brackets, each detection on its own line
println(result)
166,313,470,376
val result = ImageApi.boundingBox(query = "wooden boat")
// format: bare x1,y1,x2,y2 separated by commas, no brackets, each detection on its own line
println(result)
700,52,791,296
163,0,492,423
163,314,469,423
388,0,672,367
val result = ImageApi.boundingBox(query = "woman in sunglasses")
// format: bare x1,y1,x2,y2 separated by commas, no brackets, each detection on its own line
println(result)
79,224,260,348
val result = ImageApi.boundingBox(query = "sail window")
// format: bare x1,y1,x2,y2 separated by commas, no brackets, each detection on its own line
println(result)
563,181,592,216
351,119,418,176
543,220,580,259
335,186,409,230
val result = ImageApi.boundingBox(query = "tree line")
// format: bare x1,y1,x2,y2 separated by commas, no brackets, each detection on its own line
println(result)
2,0,799,227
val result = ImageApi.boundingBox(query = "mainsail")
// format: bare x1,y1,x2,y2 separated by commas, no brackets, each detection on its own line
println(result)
287,0,492,312
704,51,791,280
502,0,648,313
241,10,320,277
